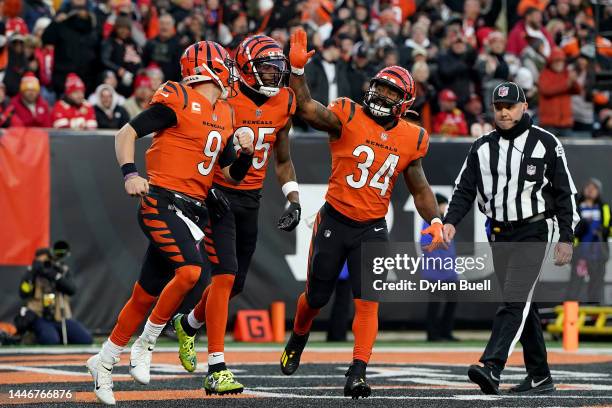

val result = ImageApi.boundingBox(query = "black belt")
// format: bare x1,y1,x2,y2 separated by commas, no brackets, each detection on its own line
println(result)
489,213,547,232
148,185,208,224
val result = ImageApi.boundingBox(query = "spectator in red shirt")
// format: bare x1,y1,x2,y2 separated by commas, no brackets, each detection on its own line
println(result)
10,72,52,127
0,82,17,127
52,73,97,130
433,89,469,136
507,7,554,58
538,48,581,137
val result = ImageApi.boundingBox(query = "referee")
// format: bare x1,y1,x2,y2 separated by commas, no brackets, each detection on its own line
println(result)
443,81,579,395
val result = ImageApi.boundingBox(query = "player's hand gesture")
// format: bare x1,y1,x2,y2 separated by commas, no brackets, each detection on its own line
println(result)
278,202,301,232
125,175,149,197
421,222,446,252
290,27,315,70
235,129,254,155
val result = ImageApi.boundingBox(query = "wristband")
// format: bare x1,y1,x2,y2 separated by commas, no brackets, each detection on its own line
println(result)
121,163,138,177
281,181,299,197
430,217,443,225
291,66,304,76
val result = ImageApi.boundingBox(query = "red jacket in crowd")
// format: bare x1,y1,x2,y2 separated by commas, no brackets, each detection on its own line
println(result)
538,68,581,129
10,95,52,127
506,20,554,56
433,109,469,136
52,99,97,130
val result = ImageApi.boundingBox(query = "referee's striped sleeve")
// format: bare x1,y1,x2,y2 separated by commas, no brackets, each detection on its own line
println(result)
444,145,479,226
549,138,579,242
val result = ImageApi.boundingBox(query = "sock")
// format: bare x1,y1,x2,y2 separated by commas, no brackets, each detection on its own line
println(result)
205,274,235,354
149,264,201,325
207,352,227,374
293,292,320,336
179,312,199,337
352,299,379,364
109,282,157,347
192,284,211,323
100,339,123,364
141,319,166,344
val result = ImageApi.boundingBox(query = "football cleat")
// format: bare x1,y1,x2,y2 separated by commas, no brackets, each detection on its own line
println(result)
172,313,197,372
280,331,309,375
508,375,555,394
129,336,154,385
203,369,244,395
344,360,371,399
87,353,118,405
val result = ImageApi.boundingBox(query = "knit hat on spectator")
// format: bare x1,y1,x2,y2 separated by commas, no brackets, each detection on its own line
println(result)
65,73,86,95
439,89,458,103
134,74,152,90
548,48,566,63
20,72,40,93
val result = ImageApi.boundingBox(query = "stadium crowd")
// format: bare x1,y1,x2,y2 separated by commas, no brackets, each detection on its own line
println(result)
0,0,610,136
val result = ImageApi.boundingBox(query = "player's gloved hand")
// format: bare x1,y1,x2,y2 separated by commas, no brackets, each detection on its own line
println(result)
278,202,301,231
421,219,446,252
289,27,315,74
206,188,231,221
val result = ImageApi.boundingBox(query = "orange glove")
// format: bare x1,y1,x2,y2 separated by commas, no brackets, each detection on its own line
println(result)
289,27,315,74
421,220,446,252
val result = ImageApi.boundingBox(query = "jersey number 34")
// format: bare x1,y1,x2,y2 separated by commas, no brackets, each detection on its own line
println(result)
346,145,399,196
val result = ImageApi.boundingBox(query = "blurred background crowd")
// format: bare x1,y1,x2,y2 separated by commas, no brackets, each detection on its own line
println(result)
0,0,610,137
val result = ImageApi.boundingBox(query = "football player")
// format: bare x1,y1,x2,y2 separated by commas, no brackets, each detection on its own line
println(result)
279,28,445,398
171,34,300,395
86,41,255,405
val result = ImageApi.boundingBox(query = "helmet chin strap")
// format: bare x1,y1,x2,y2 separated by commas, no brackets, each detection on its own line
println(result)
364,104,397,126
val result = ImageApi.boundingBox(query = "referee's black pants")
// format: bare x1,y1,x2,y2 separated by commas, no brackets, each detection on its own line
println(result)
480,218,556,378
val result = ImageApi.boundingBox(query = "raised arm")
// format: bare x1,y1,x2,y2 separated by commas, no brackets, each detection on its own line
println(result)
289,28,342,140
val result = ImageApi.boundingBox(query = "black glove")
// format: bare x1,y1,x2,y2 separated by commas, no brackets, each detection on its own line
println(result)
278,202,301,231
206,188,231,221
39,262,59,282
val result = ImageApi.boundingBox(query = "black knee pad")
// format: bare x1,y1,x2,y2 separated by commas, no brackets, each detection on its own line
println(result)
305,290,333,309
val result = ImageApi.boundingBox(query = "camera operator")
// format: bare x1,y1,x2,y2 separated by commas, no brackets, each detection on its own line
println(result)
16,245,92,345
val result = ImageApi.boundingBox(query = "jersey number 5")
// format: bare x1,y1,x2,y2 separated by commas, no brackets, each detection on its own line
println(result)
346,145,399,196
233,126,275,170
197,130,223,175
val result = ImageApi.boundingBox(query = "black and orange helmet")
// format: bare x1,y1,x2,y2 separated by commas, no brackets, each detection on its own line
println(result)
180,41,237,99
235,35,289,97
364,65,416,118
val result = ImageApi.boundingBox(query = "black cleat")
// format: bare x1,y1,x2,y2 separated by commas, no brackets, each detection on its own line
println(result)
468,364,500,395
508,375,555,394
280,332,309,375
344,360,371,399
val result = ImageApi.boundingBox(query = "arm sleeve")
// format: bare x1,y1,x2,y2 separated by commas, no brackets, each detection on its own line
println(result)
129,103,177,137
548,140,579,242
218,137,237,169
444,144,480,226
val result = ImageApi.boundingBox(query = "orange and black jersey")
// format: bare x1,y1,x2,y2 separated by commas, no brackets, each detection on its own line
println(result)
325,97,429,222
130,81,235,201
212,84,296,191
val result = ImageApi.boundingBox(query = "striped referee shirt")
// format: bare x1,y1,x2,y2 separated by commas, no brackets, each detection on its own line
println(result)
444,121,580,242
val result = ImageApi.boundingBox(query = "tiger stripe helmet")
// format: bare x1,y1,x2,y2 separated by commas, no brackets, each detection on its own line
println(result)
364,65,416,118
235,35,289,97
180,41,237,99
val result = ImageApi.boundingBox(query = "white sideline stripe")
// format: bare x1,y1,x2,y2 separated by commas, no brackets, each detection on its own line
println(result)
1,345,612,355
243,389,612,400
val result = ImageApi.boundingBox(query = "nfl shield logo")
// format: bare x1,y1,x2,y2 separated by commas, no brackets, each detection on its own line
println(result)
527,164,537,176
256,109,262,117
324,229,331,238
498,86,509,97
381,132,388,141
